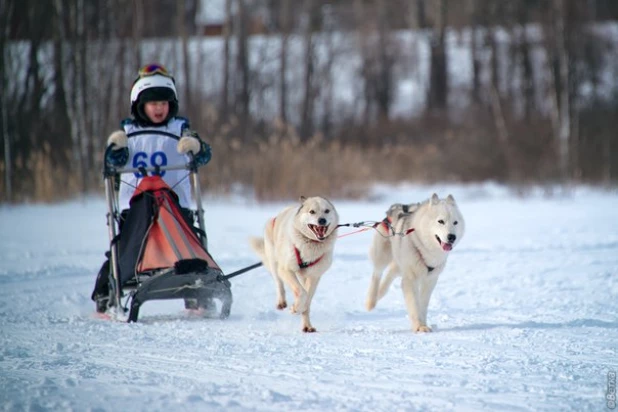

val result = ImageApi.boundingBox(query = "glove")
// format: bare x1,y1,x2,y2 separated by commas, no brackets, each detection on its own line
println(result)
104,131,129,167
194,142,212,166
104,144,129,167
177,130,201,155
179,129,211,166
107,130,128,148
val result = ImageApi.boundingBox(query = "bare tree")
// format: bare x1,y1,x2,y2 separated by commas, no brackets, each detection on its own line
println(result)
0,0,14,201
300,0,317,140
356,0,397,125
54,0,87,194
318,4,339,139
516,5,535,121
375,2,396,122
177,0,192,111
466,0,481,104
75,0,93,188
354,0,372,126
545,0,571,182
220,0,233,122
236,0,250,140
132,0,143,65
426,0,448,111
279,0,291,125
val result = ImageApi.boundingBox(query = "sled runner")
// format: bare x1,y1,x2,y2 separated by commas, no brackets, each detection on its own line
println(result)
93,157,232,322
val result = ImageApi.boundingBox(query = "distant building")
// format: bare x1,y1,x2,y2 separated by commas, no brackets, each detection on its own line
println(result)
196,0,271,36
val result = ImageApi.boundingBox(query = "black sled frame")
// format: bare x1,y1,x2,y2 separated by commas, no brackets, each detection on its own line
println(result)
102,158,232,322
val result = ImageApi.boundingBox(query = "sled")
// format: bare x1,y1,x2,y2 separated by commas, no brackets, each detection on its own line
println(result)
96,156,233,322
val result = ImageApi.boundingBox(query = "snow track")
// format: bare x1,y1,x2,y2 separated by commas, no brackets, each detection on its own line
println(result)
1,186,616,411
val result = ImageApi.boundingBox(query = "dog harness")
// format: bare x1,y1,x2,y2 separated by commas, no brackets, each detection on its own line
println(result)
373,217,432,272
270,217,324,270
294,247,323,270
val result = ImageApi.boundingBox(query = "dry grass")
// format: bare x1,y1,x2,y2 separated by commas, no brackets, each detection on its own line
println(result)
202,133,445,201
0,109,579,203
0,138,441,203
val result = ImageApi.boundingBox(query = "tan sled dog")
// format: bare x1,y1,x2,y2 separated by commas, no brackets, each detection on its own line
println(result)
250,196,339,332
365,194,465,332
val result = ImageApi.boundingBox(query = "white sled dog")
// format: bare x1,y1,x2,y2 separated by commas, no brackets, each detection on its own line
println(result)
250,196,339,332
365,194,465,332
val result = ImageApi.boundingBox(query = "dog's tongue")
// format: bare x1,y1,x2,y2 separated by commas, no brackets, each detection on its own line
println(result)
310,224,328,240
442,243,453,252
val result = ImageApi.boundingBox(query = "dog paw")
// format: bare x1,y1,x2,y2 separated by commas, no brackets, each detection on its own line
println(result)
302,326,317,333
365,299,376,311
276,301,287,310
414,325,433,333
292,294,308,314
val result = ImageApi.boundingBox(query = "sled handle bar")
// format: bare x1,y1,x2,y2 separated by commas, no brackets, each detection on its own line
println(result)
107,155,210,249
108,162,201,175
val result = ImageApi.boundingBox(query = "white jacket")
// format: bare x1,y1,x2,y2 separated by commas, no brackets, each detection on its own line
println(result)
117,117,194,210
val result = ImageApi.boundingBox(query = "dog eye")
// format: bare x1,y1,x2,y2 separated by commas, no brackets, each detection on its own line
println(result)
438,219,445,224
454,221,458,225
309,210,315,214
325,209,330,214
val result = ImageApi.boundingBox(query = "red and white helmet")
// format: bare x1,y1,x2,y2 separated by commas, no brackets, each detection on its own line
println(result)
130,64,178,124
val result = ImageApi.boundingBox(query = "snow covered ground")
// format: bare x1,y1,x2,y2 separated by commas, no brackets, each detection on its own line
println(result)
0,183,616,411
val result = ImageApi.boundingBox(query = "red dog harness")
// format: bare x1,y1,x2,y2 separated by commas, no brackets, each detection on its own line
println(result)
294,247,323,269
271,217,324,270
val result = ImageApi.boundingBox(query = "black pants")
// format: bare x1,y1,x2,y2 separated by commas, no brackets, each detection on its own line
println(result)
91,207,199,301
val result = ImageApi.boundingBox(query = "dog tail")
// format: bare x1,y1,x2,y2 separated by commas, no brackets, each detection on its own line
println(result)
249,237,266,261
377,263,400,301
366,262,400,311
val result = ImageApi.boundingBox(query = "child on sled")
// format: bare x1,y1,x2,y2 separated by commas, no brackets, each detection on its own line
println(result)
91,63,211,312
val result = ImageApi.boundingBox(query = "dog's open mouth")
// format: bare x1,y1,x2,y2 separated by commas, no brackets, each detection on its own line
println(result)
308,224,329,241
435,235,453,251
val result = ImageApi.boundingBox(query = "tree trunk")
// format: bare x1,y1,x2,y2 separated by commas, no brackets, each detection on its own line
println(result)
548,0,571,182
52,4,71,164
470,24,481,104
416,0,426,28
427,0,448,111
77,0,92,192
178,0,192,113
0,0,14,201
517,6,535,121
486,25,517,181
54,0,85,195
376,1,393,122
354,0,372,127
278,0,290,125
236,0,250,140
556,7,570,182
487,27,500,107
132,0,143,65
300,0,315,140
320,21,337,139
220,0,232,122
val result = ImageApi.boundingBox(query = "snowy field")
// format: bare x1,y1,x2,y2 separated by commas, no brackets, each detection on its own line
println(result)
0,183,617,411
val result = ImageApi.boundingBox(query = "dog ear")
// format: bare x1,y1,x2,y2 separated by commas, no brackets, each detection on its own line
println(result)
299,195,307,203
407,202,420,213
386,203,401,216
446,194,456,205
430,193,440,205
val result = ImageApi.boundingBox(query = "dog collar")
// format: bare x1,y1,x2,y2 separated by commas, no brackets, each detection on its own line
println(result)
294,247,323,270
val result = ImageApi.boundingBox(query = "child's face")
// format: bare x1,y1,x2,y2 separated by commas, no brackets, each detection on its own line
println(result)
143,101,170,124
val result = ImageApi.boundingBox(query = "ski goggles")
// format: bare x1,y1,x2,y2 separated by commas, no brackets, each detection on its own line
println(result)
138,64,173,79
